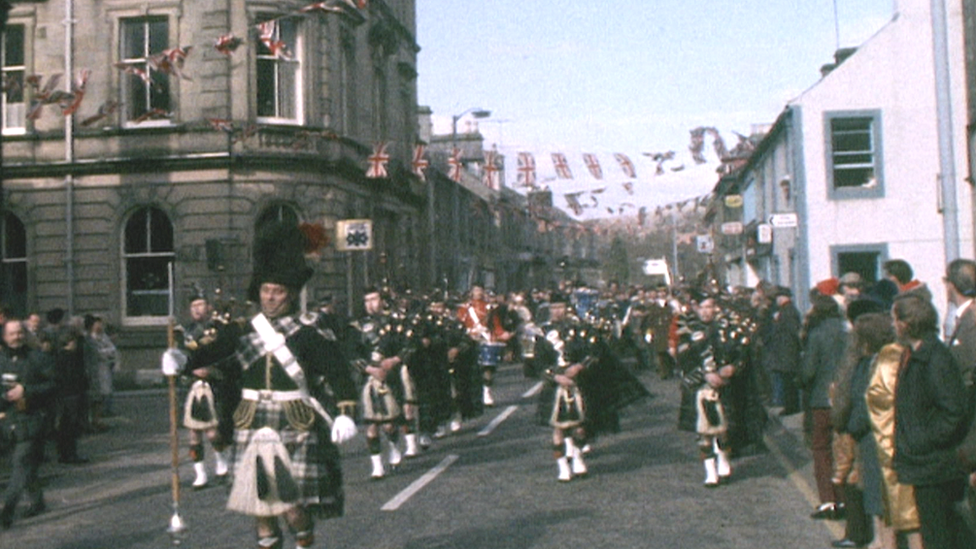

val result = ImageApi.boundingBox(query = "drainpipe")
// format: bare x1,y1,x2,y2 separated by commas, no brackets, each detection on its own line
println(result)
64,0,75,316
931,0,959,261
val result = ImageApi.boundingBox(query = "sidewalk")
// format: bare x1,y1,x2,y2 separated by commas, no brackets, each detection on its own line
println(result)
762,404,846,541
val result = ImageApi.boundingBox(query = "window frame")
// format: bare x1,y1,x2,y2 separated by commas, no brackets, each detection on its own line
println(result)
2,23,26,136
121,206,176,326
118,15,173,128
830,242,889,286
825,110,885,200
255,16,304,125
1,212,28,317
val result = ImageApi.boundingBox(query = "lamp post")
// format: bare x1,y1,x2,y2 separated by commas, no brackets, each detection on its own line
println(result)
439,107,490,291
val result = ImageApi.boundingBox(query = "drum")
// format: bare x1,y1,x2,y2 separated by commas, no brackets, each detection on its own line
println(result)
477,342,507,367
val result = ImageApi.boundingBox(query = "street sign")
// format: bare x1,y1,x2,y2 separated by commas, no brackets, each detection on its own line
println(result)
768,212,798,228
757,223,773,244
335,219,373,251
721,221,743,235
696,235,714,253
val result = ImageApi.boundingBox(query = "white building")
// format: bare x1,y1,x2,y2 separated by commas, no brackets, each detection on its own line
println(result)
711,0,970,316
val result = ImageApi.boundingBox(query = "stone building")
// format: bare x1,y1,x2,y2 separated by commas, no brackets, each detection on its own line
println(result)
0,0,423,383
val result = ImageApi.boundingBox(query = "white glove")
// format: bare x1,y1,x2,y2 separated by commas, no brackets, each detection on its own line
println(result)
330,414,357,444
161,348,187,377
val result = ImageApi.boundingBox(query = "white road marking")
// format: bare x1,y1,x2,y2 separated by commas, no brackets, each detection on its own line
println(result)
381,454,459,511
477,405,519,437
522,381,543,398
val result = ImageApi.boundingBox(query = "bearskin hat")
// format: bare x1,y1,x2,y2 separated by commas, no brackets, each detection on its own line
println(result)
247,222,314,302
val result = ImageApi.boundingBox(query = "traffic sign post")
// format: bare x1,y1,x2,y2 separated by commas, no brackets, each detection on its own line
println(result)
336,219,373,251
768,213,798,228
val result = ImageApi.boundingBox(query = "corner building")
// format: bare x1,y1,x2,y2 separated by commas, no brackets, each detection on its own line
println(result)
0,0,423,382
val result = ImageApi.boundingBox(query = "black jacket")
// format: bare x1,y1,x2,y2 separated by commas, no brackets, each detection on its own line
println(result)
0,345,56,442
893,334,970,486
761,302,802,374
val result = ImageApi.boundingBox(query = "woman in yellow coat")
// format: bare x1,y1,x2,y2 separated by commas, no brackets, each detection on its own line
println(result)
866,342,922,549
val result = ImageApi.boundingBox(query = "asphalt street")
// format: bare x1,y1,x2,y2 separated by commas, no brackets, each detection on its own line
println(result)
0,363,844,549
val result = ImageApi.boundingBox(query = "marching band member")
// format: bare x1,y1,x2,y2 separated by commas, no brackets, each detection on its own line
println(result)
534,292,650,482
177,290,238,489
457,285,498,406
172,222,357,549
675,289,745,487
433,294,482,436
351,287,411,479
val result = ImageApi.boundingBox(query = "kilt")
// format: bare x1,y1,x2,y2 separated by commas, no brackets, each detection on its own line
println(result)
361,377,401,423
228,397,343,518
183,380,219,431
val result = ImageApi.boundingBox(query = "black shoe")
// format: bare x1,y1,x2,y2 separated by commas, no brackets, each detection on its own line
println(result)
22,502,46,519
811,503,836,520
833,503,847,520
0,507,12,530
831,539,860,548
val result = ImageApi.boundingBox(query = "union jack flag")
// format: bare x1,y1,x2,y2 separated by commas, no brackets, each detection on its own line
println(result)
60,69,91,116
582,153,602,179
448,147,462,182
483,147,500,190
517,152,536,187
412,143,429,181
79,100,120,127
258,21,290,59
206,118,235,134
614,153,636,178
214,34,244,56
366,141,389,178
552,153,572,179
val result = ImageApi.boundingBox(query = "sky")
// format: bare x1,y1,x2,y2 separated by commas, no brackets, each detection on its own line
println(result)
416,0,896,219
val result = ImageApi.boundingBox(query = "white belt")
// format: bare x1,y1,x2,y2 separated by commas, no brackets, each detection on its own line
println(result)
241,389,304,402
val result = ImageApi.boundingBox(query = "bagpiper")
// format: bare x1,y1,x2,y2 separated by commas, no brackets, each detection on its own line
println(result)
167,222,358,549
534,291,650,482
177,288,239,489
675,288,747,487
350,287,414,480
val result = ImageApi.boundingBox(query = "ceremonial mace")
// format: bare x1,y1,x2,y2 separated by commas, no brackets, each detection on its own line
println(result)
166,318,187,544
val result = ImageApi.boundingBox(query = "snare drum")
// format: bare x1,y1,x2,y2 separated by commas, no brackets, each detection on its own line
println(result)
477,342,507,367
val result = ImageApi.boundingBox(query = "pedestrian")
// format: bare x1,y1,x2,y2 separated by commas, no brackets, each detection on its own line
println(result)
883,259,932,301
172,221,358,549
890,294,973,549
83,314,116,433
801,292,849,520
45,308,89,465
0,317,56,529
762,286,802,416
830,309,892,548
943,258,976,388
867,339,921,549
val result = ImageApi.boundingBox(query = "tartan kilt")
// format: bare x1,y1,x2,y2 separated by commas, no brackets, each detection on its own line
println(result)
229,398,343,518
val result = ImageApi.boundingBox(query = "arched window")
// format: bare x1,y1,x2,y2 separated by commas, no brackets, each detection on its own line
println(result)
122,206,174,320
0,213,27,316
